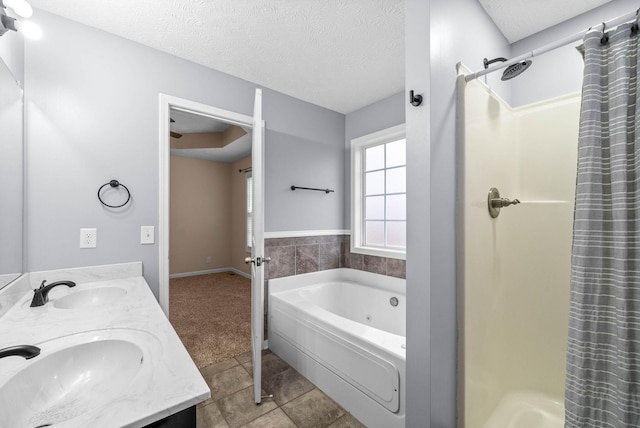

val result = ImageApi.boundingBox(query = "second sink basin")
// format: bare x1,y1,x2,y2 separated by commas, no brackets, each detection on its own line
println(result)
0,329,158,427
53,287,127,309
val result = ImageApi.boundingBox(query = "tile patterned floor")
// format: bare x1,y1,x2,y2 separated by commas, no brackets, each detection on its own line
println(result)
196,350,366,428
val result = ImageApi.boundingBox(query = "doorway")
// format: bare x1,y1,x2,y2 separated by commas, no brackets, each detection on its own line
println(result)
158,95,255,369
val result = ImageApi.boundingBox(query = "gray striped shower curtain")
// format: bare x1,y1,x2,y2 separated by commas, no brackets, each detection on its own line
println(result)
565,23,640,427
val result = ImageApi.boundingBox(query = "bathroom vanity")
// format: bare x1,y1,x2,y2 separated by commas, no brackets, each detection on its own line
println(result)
0,262,210,428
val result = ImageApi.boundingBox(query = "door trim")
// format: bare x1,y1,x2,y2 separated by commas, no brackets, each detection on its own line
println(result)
158,94,253,316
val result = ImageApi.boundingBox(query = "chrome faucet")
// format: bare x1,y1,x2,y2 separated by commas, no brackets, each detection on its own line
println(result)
0,345,40,359
30,280,76,307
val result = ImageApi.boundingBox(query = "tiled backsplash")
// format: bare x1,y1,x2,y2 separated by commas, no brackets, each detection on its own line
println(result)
264,234,406,280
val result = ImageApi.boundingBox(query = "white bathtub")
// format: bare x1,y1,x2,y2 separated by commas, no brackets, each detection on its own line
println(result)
268,268,406,428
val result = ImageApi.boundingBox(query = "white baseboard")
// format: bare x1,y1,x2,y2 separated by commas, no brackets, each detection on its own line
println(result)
229,267,251,279
170,267,251,280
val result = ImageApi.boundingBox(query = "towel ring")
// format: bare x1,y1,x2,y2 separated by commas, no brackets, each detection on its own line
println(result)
98,180,131,208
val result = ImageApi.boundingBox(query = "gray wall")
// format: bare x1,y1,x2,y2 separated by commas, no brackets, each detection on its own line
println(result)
263,88,345,233
510,0,637,107
24,10,345,297
266,130,344,232
344,91,405,228
405,1,432,423
405,0,510,426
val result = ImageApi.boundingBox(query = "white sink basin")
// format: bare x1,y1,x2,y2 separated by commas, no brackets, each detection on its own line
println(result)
0,330,158,427
53,287,127,309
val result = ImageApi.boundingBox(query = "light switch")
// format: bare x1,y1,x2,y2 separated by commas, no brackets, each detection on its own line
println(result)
140,226,154,244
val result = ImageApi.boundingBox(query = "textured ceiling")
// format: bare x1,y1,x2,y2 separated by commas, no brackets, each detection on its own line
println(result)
27,0,405,114
478,0,613,43
22,0,613,114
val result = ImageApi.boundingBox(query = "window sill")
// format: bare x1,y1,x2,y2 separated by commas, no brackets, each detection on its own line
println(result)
350,245,406,261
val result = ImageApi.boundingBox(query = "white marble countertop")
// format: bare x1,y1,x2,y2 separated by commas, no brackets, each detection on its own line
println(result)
0,263,210,427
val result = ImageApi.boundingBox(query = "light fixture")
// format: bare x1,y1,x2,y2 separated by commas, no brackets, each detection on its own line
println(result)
15,18,40,38
0,0,39,39
3,0,32,18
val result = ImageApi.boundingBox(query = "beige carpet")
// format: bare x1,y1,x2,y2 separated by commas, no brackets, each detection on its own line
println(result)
169,272,252,369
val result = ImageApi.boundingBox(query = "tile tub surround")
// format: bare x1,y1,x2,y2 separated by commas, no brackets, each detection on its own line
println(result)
0,262,210,428
265,234,406,280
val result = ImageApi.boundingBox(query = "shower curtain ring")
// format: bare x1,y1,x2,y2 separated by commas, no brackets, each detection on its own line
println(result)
601,22,609,45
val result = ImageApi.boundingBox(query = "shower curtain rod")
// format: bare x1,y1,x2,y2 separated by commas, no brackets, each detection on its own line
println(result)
465,8,639,82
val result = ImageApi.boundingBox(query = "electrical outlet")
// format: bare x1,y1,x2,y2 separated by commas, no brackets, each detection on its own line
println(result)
140,226,154,244
80,228,97,248
206,257,212,264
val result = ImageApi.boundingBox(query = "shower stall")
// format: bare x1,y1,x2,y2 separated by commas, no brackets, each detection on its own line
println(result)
456,65,580,427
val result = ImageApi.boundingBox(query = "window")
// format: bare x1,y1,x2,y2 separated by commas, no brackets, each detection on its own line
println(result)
351,124,406,259
246,171,253,252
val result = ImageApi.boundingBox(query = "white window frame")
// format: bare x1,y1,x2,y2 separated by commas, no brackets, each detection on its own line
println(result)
351,123,406,260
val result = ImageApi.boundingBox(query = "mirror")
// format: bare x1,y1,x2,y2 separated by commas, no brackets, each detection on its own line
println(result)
0,55,24,289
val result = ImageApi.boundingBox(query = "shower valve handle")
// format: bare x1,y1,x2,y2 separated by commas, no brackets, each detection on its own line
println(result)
490,197,520,208
488,187,520,218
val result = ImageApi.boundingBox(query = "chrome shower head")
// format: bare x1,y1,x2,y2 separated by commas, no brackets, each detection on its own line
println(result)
501,60,532,81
